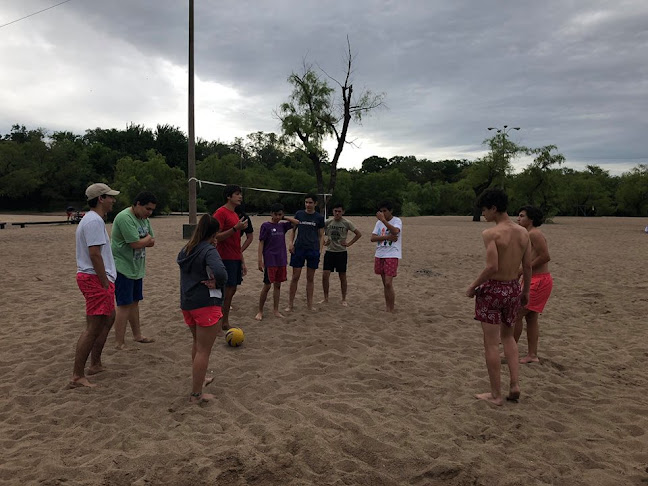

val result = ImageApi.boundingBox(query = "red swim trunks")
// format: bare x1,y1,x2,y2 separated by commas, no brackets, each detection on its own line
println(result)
525,273,553,313
182,306,223,327
76,273,115,316
374,257,399,277
474,279,521,327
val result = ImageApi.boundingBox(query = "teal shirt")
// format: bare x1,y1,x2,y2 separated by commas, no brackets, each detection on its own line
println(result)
110,207,154,279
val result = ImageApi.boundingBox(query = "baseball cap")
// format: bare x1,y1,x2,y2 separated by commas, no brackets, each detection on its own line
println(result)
86,183,120,200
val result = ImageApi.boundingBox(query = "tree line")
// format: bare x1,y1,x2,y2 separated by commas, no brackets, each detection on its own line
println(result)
1,123,646,218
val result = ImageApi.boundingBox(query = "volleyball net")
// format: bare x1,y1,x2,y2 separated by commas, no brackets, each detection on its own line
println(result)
188,177,333,217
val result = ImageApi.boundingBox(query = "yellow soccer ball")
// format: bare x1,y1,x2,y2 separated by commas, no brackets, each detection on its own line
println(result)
225,327,245,347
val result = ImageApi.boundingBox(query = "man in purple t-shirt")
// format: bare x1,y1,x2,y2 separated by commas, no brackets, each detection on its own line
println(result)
255,203,299,320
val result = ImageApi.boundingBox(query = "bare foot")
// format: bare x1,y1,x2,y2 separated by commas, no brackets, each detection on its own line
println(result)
284,306,293,313
475,392,503,406
273,310,285,319
115,342,126,350
254,312,263,321
341,301,348,307
307,306,318,312
507,385,521,402
317,299,328,305
189,392,215,403
134,336,155,343
87,365,106,375
68,377,96,388
520,355,539,364
203,376,214,387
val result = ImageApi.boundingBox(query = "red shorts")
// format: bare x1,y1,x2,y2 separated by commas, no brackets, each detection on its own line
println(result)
264,266,287,284
374,257,399,277
525,273,553,313
182,306,223,327
76,273,115,316
474,279,521,327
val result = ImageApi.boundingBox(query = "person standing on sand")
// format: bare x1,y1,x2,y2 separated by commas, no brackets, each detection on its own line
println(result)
286,193,325,312
466,188,531,406
111,191,157,349
370,201,402,313
255,203,299,320
70,183,120,388
513,205,553,364
177,214,228,403
212,185,249,330
320,203,362,307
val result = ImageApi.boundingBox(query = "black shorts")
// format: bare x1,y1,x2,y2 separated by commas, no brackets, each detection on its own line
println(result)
323,251,348,273
222,260,243,287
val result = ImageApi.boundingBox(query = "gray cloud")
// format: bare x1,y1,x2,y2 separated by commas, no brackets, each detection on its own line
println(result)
1,0,646,173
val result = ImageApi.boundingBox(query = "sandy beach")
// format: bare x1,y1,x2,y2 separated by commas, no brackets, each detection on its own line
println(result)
1,214,647,485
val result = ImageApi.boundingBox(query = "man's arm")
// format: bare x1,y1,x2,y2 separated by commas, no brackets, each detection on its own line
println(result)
376,212,401,235
343,228,362,247
466,232,498,297
128,235,154,249
288,223,297,254
215,217,248,242
319,227,325,253
241,232,253,253
88,245,110,289
529,231,550,270
257,239,264,272
520,238,532,306
370,232,398,243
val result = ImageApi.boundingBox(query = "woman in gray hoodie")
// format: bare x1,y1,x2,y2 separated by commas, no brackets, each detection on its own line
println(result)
177,214,228,403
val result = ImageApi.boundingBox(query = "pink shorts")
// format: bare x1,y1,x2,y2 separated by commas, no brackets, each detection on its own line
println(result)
474,279,521,327
77,273,115,316
182,306,223,327
525,273,553,313
374,257,399,277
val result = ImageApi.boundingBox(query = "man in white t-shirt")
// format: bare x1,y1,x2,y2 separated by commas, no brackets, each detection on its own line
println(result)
70,183,119,388
370,200,403,313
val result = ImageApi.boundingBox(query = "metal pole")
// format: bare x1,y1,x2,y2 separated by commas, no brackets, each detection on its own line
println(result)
188,0,196,224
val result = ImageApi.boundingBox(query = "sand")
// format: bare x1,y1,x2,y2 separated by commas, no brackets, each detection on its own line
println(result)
1,213,647,485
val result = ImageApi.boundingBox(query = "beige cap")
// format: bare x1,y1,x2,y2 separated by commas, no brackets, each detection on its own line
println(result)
86,183,120,200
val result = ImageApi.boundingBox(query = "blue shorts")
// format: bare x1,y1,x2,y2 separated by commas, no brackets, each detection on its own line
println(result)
223,260,243,287
290,248,320,270
115,273,143,306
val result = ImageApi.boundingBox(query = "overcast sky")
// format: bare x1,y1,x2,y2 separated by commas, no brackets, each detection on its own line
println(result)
1,0,647,174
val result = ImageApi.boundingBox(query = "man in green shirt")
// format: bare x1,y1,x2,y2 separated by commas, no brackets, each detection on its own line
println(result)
111,192,157,349
321,203,362,306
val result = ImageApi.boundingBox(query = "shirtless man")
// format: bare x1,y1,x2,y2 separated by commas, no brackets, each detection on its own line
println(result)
514,206,553,364
466,188,531,406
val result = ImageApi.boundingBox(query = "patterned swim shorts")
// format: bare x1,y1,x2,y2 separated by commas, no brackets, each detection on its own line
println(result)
474,279,521,327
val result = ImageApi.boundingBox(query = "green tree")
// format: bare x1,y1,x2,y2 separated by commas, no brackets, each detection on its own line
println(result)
615,165,648,216
510,145,564,215
278,39,384,209
114,150,186,213
468,129,526,220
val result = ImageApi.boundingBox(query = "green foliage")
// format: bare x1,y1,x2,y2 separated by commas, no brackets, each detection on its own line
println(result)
2,123,647,219
616,165,648,216
401,201,421,217
114,150,186,214
350,169,408,213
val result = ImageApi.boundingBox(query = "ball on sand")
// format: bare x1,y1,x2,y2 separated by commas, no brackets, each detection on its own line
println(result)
225,327,245,347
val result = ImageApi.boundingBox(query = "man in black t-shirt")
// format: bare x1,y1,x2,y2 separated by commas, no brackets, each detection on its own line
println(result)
286,193,325,311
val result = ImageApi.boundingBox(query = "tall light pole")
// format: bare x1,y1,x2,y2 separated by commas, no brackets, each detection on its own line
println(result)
183,0,197,238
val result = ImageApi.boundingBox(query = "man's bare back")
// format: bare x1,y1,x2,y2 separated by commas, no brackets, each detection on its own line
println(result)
484,220,530,281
